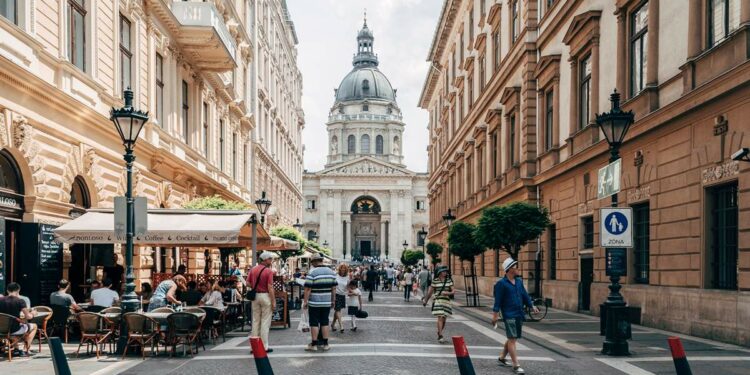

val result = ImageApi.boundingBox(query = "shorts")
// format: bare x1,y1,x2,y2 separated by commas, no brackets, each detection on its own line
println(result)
503,317,523,339
12,322,35,336
334,295,346,311
308,306,331,327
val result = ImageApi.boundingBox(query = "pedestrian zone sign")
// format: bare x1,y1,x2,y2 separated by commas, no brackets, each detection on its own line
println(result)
600,207,632,248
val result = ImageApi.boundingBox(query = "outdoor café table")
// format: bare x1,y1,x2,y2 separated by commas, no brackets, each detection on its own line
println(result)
144,311,206,324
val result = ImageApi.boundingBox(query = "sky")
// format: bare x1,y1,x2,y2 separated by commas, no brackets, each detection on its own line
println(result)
287,0,442,173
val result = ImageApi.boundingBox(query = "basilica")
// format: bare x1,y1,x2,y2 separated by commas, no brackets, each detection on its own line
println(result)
302,19,428,263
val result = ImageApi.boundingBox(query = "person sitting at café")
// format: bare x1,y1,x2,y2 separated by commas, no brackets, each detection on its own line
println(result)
89,278,119,308
200,281,225,308
182,281,203,306
147,275,187,312
50,279,83,313
223,277,243,303
0,283,37,357
139,282,153,301
87,280,101,301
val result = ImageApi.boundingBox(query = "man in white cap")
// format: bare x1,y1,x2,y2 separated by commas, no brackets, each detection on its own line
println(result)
247,251,277,352
491,258,537,374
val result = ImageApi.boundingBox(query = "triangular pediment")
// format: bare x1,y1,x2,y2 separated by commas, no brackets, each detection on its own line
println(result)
318,157,413,176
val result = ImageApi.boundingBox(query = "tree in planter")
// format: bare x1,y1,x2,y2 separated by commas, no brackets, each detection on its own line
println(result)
400,249,425,268
270,226,306,263
448,221,486,306
475,202,551,260
425,242,443,269
183,195,251,275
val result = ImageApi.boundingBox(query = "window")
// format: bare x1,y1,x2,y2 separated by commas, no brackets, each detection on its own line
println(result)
451,49,456,79
347,135,356,154
467,75,474,108
709,183,738,290
361,134,370,154
460,32,464,63
548,224,557,280
630,2,648,97
479,55,486,91
120,15,132,91
511,0,520,42
376,135,384,154
416,201,425,210
491,131,498,177
362,103,369,112
480,0,485,18
155,54,164,127
68,0,86,71
362,79,370,91
219,119,225,171
1,0,17,24
202,102,208,155
708,0,740,47
493,31,501,72
307,200,316,210
582,216,594,249
243,144,248,186
181,81,189,142
545,90,554,151
509,114,516,166
579,55,592,129
633,203,650,284
469,8,474,42
232,133,238,179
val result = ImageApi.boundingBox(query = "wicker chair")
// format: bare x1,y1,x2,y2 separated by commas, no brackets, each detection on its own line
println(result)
150,307,175,314
122,313,161,359
31,306,53,352
0,313,25,361
49,305,72,343
166,313,202,357
76,312,113,358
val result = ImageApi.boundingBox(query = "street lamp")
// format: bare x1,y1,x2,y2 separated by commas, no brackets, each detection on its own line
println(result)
293,218,303,232
322,240,329,248
442,208,456,273
596,89,634,356
254,191,272,226
418,226,428,266
109,87,148,353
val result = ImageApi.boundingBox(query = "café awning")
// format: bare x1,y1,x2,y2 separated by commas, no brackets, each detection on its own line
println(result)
53,209,270,247
260,236,300,251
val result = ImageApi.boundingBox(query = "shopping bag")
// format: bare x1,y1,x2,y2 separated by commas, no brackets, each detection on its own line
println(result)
298,309,310,333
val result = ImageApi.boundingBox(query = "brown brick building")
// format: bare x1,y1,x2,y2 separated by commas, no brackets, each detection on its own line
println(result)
420,0,750,345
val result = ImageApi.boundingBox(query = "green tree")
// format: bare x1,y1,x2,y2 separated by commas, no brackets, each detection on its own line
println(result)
270,226,305,262
400,249,425,267
475,202,552,259
448,221,485,271
425,242,443,266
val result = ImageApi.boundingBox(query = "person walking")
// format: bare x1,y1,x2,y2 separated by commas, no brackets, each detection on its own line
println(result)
417,265,431,299
247,252,276,353
346,280,362,331
421,266,454,343
365,265,378,302
332,264,349,333
402,267,414,301
303,255,337,351
385,264,395,292
491,258,537,374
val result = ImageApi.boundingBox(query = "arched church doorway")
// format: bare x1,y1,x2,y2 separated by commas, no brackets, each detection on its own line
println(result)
350,196,381,260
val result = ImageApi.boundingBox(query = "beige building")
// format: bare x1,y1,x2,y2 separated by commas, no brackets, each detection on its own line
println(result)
0,0,301,304
249,0,304,228
421,0,750,345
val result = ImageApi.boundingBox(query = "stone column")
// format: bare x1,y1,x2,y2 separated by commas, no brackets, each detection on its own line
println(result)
380,220,387,258
319,189,329,247
345,218,352,259
568,60,579,135
333,190,342,258
646,0,659,86
591,39,600,117
403,189,413,254
615,9,627,95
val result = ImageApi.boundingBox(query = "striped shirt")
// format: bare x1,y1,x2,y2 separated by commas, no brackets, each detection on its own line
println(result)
304,266,337,307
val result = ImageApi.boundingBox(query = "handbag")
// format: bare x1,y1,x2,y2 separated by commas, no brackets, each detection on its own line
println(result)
355,309,368,319
430,279,449,309
245,266,266,301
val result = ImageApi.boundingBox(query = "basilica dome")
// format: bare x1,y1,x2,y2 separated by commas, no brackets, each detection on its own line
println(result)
335,67,396,103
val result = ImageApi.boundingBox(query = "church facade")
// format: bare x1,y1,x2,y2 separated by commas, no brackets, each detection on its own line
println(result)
303,19,428,263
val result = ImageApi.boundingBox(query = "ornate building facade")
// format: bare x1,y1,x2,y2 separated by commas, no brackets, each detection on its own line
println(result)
303,20,429,262
250,0,304,228
0,0,302,303
421,0,750,344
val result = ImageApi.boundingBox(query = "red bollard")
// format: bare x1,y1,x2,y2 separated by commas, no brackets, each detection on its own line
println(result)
452,336,476,375
249,337,275,375
667,337,693,375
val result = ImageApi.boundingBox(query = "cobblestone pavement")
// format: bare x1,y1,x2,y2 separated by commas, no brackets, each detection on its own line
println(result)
3,290,749,374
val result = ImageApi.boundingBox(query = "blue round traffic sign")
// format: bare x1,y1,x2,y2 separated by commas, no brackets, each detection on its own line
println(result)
604,212,628,235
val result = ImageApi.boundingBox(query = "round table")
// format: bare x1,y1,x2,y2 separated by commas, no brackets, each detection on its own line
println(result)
144,312,205,323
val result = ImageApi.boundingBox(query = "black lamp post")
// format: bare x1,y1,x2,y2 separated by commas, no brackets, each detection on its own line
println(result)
255,191,272,227
442,208,456,273
322,240,328,248
293,218,303,232
109,87,148,354
596,89,634,356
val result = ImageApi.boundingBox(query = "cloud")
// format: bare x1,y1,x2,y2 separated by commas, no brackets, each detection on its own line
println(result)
287,0,440,173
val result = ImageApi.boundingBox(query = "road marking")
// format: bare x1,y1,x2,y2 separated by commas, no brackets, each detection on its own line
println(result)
218,343,510,351
291,316,468,322
194,353,555,361
596,358,655,375
626,356,750,362
544,331,649,334
212,336,248,351
646,346,667,351
458,320,530,350
538,319,600,323
521,325,591,352
88,360,143,375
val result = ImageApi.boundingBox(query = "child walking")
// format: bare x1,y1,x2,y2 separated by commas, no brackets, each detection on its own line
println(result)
346,280,363,331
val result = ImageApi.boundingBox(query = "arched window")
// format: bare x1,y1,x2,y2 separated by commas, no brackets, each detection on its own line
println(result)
70,176,91,209
0,150,22,193
376,135,384,154
307,230,316,241
362,79,370,91
362,103,369,112
361,134,370,154
347,135,356,154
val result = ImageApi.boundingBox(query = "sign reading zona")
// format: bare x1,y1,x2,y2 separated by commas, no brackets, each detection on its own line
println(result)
600,207,632,248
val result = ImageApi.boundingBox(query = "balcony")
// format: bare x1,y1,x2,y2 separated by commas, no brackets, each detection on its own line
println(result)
170,1,237,71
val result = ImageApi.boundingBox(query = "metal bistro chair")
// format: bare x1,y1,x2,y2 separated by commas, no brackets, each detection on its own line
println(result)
0,313,25,361
122,313,162,359
166,313,202,357
31,306,53,353
76,312,114,359
49,305,73,343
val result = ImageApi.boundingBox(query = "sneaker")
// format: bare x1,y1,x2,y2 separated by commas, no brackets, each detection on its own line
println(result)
305,344,318,352
438,335,446,344
350,327,357,332
513,366,525,374
340,329,344,333
321,344,331,351
498,358,511,367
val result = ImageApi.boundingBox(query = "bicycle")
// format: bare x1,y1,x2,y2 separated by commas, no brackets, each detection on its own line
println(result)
526,297,549,321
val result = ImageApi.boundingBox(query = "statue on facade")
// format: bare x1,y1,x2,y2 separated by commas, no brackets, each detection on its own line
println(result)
331,140,338,154
393,140,400,154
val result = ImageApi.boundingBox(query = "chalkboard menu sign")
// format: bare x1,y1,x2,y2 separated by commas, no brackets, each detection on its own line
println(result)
20,223,63,306
271,292,289,328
